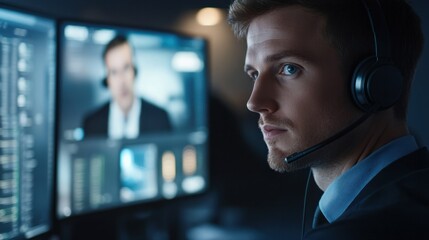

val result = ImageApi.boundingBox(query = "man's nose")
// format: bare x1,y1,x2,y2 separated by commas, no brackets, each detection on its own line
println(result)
246,74,278,114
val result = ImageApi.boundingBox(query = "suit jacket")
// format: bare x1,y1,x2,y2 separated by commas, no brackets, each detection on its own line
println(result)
82,98,172,138
305,147,429,240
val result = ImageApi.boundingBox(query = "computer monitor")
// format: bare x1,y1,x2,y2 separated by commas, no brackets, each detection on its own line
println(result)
0,5,56,239
56,20,209,219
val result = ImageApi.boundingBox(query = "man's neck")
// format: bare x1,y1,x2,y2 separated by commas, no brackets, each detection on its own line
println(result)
117,98,137,118
311,112,409,191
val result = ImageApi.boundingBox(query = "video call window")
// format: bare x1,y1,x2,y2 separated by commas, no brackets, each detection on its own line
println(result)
57,21,209,218
0,6,56,239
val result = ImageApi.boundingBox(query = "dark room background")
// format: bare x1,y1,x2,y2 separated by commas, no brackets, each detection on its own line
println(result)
0,0,427,239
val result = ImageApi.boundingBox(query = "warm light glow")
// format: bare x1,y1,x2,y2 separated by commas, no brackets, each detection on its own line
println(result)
162,151,176,182
182,146,197,176
196,7,223,26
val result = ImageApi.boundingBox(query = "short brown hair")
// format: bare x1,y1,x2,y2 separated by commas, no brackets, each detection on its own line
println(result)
102,34,129,61
101,35,135,87
228,0,424,119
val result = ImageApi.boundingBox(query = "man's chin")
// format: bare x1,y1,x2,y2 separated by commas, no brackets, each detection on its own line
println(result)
267,149,307,172
267,149,287,172
118,99,134,112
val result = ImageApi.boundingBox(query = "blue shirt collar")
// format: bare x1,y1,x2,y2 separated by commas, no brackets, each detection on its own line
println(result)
319,135,419,223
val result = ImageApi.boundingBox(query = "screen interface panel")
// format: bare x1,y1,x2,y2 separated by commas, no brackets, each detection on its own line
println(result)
0,6,56,239
57,22,208,218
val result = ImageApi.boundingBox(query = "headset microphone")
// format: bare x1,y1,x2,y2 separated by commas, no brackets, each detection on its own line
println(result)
285,111,372,164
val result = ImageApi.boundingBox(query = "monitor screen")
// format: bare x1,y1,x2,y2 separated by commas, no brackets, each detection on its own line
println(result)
56,21,209,218
0,5,56,239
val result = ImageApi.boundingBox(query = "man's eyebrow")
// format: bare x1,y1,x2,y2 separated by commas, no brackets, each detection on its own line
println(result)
244,50,314,73
244,64,254,73
266,50,313,63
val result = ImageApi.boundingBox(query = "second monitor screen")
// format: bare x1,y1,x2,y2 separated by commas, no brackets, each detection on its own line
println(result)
57,22,208,218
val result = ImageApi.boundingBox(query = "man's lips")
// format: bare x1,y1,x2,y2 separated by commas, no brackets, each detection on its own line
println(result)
261,125,287,140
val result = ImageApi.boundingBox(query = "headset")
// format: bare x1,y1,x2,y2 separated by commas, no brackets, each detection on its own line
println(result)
351,0,403,113
101,66,138,88
101,34,138,88
285,0,404,164
299,0,403,238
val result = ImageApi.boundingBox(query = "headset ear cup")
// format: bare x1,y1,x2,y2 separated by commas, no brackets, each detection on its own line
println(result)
102,77,108,88
351,57,403,112
352,57,378,111
102,66,138,88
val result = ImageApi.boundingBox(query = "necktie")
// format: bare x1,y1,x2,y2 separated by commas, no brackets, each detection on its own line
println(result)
312,205,329,229
123,116,128,139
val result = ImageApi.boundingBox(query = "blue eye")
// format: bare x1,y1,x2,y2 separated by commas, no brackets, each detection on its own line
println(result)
247,71,258,81
281,64,299,76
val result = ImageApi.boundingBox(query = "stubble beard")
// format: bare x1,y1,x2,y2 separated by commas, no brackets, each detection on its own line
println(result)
259,117,307,173
266,138,309,173
260,117,331,173
263,116,358,173
267,144,288,172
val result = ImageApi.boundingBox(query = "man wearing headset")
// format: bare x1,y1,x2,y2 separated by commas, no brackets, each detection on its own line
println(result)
228,0,428,239
82,35,172,139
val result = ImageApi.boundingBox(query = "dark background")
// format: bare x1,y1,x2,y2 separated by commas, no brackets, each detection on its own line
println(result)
1,0,427,239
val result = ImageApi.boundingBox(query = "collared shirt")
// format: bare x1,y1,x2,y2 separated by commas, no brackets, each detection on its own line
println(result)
108,97,141,139
319,135,419,223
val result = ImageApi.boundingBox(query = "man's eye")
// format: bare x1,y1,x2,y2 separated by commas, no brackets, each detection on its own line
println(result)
281,64,300,76
248,71,258,81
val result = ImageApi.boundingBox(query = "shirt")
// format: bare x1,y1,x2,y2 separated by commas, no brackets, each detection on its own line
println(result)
319,135,419,223
108,97,141,139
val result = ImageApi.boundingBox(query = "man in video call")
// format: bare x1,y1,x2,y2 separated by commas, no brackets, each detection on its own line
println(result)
82,35,172,139
228,0,429,239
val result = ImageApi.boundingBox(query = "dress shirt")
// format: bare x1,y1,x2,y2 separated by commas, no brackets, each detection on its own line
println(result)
108,97,141,139
319,135,419,223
